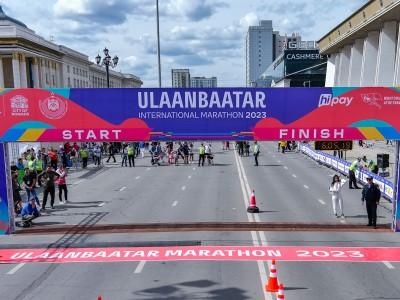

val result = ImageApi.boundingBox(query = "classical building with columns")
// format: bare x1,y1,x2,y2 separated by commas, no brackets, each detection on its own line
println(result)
318,0,400,87
0,6,143,89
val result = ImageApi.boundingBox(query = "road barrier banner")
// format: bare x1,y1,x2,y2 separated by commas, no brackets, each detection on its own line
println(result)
299,143,394,201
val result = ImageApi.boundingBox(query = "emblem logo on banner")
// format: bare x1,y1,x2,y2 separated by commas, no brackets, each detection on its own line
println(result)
39,93,68,119
361,93,382,109
10,95,29,117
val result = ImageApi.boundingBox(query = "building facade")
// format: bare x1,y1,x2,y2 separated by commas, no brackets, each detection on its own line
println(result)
0,6,143,89
246,21,302,87
318,0,400,87
171,69,190,87
255,49,327,88
190,76,217,88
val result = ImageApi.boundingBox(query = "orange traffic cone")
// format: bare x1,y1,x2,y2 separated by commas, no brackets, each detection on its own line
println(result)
277,283,284,299
247,189,259,213
265,260,279,292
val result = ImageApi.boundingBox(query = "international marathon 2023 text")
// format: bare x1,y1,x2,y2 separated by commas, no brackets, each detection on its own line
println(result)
138,111,267,119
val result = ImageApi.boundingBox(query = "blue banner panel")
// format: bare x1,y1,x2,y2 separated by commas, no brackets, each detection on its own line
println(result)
0,144,10,234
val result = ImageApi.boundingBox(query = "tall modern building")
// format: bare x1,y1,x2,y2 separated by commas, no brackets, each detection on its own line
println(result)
0,6,143,89
171,69,190,87
246,20,274,87
191,76,217,88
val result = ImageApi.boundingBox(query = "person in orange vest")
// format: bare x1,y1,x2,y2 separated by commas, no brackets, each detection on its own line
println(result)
280,141,287,153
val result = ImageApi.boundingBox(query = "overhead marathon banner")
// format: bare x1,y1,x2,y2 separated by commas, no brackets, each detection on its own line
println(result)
1,87,400,141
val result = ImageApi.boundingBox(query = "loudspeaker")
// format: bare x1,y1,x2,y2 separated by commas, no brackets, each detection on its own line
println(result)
377,154,389,169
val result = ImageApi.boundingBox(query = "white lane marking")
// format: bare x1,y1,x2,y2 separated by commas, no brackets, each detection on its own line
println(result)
277,161,281,163
98,203,105,207
284,166,288,170
7,263,26,275
188,175,192,179
134,261,146,273
318,199,326,205
135,176,140,180
383,261,395,269
234,152,272,300
119,187,127,191
193,167,196,170
181,186,186,191
172,201,178,207
146,168,151,171
73,179,85,186
303,185,309,189
272,156,276,158
292,174,297,178
340,220,346,224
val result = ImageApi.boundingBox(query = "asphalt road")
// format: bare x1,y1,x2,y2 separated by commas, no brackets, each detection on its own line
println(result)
1,141,399,300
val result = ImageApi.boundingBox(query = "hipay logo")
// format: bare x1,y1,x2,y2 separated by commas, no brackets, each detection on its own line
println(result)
318,94,353,107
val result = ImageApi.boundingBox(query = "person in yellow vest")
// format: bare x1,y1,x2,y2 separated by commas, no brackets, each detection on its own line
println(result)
198,143,205,166
35,157,43,187
27,156,38,187
348,157,362,189
127,143,135,167
79,147,88,169
253,141,260,166
362,156,379,174
280,141,287,153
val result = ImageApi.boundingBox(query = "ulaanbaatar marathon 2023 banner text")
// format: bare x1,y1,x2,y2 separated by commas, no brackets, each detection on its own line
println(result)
1,87,400,233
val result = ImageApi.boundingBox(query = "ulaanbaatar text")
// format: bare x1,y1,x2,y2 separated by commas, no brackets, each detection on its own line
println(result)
137,91,266,109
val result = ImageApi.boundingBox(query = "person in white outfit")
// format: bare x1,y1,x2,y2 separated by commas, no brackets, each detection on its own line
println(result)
329,174,346,218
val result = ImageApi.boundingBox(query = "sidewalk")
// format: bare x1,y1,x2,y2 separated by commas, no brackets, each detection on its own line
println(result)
322,140,396,182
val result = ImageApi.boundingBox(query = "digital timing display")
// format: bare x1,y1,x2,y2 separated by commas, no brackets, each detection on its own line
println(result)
314,141,353,151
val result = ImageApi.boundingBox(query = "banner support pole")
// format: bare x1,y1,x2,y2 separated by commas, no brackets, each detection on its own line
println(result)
392,141,400,232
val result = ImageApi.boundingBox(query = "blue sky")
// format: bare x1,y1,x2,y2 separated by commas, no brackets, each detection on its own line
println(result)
2,0,368,87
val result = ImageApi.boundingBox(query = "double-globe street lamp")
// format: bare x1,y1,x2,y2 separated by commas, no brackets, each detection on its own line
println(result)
95,47,119,88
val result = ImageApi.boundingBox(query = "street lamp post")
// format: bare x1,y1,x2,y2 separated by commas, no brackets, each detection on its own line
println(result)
95,47,119,88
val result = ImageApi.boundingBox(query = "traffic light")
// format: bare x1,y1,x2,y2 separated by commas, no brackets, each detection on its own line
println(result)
377,154,389,169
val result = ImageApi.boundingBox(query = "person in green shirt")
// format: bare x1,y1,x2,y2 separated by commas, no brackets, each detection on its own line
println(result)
127,144,135,167
79,147,88,169
198,143,205,166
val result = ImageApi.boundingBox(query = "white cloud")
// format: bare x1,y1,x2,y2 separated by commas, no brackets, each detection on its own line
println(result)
239,12,259,28
54,0,88,15
123,56,139,68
